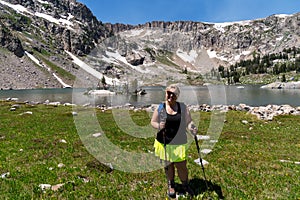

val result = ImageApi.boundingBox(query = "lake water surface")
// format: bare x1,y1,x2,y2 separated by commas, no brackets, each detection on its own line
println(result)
1,85,300,107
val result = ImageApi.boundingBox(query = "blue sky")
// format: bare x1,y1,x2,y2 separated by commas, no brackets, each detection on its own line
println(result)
78,0,300,25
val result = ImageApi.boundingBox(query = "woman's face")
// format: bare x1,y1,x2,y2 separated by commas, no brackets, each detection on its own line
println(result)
166,89,177,103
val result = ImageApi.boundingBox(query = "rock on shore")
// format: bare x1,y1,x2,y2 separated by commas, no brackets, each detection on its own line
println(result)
186,103,300,121
5,98,300,121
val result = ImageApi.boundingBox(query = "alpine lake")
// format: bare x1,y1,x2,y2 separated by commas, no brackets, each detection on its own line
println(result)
1,84,300,107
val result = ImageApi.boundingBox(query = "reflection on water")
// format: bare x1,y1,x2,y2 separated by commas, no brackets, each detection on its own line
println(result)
1,85,300,106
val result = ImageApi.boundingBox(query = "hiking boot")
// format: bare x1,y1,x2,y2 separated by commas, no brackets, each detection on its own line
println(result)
167,180,176,198
182,181,194,196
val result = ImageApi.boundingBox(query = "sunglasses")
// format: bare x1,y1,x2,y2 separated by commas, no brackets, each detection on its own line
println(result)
166,91,176,98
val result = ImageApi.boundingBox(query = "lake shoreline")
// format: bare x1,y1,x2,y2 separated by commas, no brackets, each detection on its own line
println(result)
1,84,300,107
3,98,300,121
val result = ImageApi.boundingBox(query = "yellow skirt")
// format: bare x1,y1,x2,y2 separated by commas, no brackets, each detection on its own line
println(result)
153,139,187,162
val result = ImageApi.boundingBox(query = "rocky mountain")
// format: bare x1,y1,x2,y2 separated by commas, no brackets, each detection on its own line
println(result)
0,0,110,89
0,0,299,89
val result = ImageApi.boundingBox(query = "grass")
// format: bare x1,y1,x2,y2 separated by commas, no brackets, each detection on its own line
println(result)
155,50,181,70
0,101,299,199
33,51,76,81
239,71,300,85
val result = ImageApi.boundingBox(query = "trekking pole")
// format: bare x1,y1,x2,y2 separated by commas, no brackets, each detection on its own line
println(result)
159,107,169,175
191,129,209,191
163,131,168,171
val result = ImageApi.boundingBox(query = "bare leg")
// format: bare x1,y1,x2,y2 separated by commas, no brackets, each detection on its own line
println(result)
175,160,194,196
165,162,176,198
165,162,175,181
175,160,188,182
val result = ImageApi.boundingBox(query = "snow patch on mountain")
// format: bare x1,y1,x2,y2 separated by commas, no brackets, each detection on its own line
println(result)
274,14,293,18
207,49,251,63
36,0,50,5
0,0,31,14
0,0,74,31
25,51,50,71
207,50,224,60
103,50,151,74
53,73,71,88
65,51,120,85
276,36,284,41
234,50,252,61
35,12,74,31
176,49,198,64
212,20,251,32
126,29,144,37
25,51,71,88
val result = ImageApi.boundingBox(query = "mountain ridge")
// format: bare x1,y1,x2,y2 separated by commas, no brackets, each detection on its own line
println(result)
0,0,299,89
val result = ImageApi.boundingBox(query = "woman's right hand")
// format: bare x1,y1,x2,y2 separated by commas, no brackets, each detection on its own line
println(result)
159,122,166,129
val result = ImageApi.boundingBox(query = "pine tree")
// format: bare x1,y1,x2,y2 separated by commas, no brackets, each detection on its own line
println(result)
281,74,286,82
101,76,107,89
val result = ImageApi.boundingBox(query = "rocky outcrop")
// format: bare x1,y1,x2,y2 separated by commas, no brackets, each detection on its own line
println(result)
0,51,62,89
0,24,24,57
126,52,145,66
1,0,110,56
105,23,135,34
0,0,113,89
0,0,300,90
107,21,211,33
108,13,300,61
248,104,300,120
261,81,300,89
177,103,300,121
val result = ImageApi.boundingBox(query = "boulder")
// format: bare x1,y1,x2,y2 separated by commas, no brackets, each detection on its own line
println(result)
126,52,145,66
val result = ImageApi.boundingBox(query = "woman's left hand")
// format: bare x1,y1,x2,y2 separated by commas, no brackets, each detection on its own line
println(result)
191,126,198,136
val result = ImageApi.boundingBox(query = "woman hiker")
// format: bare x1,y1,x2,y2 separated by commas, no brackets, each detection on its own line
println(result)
151,84,197,198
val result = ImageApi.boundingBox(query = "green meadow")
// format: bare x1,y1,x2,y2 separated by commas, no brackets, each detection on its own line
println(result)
0,101,299,199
